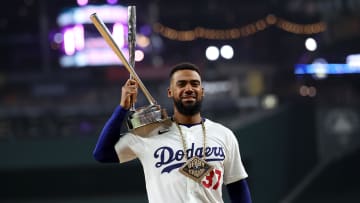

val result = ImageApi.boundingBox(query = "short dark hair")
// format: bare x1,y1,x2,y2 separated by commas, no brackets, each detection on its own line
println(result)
169,62,201,79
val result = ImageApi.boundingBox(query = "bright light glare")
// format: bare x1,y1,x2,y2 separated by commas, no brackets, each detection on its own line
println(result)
112,23,125,48
137,34,150,48
64,29,75,56
305,37,317,51
346,53,360,67
220,45,234,59
261,94,278,109
73,24,85,51
206,46,219,61
135,50,144,62
77,0,88,6
312,62,327,79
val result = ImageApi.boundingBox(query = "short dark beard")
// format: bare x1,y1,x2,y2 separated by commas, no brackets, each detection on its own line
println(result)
174,98,202,116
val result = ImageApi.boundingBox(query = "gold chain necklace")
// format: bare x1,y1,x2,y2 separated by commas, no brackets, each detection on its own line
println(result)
175,120,214,183
175,121,206,159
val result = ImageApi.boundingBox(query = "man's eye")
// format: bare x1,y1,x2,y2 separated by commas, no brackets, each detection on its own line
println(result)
191,82,200,87
177,82,186,87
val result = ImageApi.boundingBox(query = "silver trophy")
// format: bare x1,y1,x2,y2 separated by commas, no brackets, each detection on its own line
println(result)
90,8,170,136
127,6,136,112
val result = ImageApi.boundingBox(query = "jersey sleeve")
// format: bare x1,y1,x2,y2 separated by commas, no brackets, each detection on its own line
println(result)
223,130,248,185
114,132,145,163
93,105,128,162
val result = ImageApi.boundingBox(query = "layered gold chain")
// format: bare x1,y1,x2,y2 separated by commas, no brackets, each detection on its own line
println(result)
175,121,206,160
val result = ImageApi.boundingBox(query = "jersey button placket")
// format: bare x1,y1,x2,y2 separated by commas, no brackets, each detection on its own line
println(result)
183,128,193,202
184,126,201,203
183,128,192,154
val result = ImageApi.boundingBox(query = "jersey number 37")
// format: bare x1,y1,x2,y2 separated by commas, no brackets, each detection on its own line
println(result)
202,169,222,190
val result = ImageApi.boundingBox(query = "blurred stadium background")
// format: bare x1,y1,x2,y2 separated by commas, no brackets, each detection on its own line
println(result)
1,0,360,202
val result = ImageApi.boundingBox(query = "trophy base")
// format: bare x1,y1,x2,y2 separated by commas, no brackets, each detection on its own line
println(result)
131,117,172,137
127,104,171,136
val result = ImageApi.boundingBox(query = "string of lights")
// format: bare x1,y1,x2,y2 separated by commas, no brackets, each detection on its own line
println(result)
153,14,327,41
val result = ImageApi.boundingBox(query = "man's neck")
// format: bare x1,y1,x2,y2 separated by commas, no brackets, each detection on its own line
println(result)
173,112,202,125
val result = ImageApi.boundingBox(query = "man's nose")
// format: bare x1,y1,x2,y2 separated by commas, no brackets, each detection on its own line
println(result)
184,83,193,92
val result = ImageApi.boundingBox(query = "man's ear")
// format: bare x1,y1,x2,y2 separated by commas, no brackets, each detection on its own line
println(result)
167,87,172,98
201,87,205,97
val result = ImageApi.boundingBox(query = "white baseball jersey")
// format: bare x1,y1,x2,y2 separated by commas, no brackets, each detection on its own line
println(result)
115,118,248,203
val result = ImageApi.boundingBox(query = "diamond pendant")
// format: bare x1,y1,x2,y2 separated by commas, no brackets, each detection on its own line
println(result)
179,156,214,183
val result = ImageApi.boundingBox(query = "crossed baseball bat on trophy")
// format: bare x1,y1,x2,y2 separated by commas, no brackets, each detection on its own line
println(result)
90,6,170,136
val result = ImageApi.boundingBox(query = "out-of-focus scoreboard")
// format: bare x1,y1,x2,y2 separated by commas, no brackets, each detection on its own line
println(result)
55,5,147,68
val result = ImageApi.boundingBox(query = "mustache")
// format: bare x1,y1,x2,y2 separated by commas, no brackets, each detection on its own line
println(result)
181,93,197,98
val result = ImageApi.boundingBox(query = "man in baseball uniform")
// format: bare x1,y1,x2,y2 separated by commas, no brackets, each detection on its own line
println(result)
93,62,252,203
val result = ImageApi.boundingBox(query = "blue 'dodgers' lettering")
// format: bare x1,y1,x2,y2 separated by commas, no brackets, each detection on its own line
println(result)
154,143,225,173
